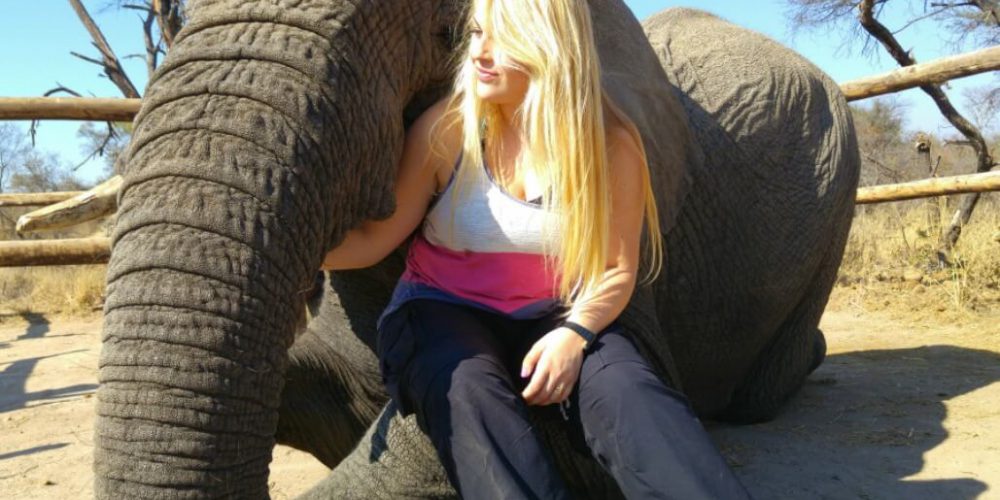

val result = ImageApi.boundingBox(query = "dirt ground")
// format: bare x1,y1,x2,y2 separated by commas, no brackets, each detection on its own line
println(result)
2,291,998,499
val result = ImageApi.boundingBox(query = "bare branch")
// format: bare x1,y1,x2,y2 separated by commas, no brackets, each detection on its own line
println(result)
858,0,993,172
853,0,996,253
72,125,118,172
892,6,952,35
27,86,83,147
67,0,140,98
140,2,160,77
69,50,107,67
153,0,184,49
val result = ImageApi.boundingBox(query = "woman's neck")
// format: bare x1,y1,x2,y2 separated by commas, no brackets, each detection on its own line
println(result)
498,100,518,126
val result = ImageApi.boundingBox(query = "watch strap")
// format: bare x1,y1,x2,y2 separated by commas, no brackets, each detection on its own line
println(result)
561,321,596,352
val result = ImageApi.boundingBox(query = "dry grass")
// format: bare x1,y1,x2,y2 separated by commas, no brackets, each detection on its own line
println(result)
0,265,106,321
831,195,1000,324
0,209,110,323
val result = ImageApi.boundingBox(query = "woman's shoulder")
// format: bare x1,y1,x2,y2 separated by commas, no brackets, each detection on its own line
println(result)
603,103,646,190
598,92,638,149
408,96,463,191
605,118,642,161
411,97,462,150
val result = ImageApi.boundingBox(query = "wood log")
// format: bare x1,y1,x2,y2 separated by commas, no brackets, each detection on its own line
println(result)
0,97,140,121
856,171,1000,204
841,45,1000,101
0,237,110,267
0,191,84,207
16,175,122,234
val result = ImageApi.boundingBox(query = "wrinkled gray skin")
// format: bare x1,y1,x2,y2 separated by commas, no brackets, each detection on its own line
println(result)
95,0,858,497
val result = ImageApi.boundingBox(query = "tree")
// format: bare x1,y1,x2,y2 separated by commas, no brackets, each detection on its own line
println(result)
786,0,999,264
28,1,187,179
76,121,132,178
8,151,87,193
0,124,30,193
850,97,910,185
1,123,85,193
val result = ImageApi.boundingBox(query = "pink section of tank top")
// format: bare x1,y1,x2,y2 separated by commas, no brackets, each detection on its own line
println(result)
401,232,561,314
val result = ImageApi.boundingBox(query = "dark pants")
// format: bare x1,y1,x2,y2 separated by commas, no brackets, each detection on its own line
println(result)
377,299,750,499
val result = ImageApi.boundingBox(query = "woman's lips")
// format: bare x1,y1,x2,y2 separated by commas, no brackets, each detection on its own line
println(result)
476,67,498,82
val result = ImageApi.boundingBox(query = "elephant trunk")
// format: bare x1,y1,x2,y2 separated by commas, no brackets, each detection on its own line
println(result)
93,3,403,497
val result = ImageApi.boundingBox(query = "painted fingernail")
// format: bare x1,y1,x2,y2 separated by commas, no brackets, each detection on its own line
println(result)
520,367,528,378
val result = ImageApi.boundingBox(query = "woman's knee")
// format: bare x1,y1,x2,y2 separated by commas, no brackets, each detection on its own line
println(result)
577,329,692,426
415,354,515,410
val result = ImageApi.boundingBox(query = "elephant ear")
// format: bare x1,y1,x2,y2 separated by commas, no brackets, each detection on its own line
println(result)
589,0,700,239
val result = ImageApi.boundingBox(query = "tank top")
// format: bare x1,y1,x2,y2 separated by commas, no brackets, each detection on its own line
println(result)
376,150,566,332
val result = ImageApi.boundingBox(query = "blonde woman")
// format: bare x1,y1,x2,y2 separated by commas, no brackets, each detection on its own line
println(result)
322,0,749,497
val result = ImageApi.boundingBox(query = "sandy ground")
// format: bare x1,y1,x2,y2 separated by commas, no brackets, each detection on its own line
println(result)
1,296,998,499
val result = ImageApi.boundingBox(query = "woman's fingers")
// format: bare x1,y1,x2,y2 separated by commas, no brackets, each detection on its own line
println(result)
521,341,544,379
521,363,550,404
540,377,564,406
521,331,584,405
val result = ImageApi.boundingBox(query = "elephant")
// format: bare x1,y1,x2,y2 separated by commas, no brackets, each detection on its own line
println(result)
94,0,859,498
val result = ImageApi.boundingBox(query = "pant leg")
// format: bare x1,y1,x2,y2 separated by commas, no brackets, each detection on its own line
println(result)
573,323,751,500
380,299,573,500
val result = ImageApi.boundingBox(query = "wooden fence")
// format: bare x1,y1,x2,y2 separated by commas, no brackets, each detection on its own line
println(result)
2,46,998,267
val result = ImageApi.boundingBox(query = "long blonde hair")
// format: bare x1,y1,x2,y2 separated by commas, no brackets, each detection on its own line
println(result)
432,0,663,309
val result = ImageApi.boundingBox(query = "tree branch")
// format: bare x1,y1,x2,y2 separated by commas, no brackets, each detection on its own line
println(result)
858,0,993,173
857,0,995,255
153,0,183,49
67,0,140,98
27,85,82,147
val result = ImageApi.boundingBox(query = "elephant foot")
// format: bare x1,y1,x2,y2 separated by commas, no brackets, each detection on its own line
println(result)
296,402,457,499
721,325,827,424
809,327,827,373
276,328,388,468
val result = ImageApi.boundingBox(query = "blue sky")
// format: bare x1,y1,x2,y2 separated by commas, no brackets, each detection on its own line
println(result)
1,0,994,185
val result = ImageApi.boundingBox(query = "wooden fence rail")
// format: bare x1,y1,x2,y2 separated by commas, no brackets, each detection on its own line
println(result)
0,46,998,122
0,97,140,121
3,171,998,267
0,237,110,267
0,191,85,207
840,45,1000,101
3,45,999,267
856,171,1000,204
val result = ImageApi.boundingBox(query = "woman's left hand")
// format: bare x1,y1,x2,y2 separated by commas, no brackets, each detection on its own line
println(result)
521,327,588,406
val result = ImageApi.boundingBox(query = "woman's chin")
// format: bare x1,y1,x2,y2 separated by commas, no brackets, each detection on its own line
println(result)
476,86,511,103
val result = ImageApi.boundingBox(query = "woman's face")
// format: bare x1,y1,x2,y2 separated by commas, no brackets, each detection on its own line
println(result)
469,14,530,106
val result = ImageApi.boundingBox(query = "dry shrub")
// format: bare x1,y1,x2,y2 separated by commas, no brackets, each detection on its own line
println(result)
0,265,106,317
833,194,1000,322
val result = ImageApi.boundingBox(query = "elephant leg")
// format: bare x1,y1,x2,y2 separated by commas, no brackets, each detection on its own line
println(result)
297,403,457,499
276,326,387,468
720,244,841,423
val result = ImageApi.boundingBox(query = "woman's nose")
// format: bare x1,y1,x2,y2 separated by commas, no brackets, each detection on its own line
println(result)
471,37,493,64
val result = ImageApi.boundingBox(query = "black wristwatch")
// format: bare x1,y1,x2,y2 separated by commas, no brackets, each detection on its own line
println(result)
561,321,597,352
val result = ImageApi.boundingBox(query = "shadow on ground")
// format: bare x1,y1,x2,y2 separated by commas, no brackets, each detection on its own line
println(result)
710,345,1000,499
0,314,97,414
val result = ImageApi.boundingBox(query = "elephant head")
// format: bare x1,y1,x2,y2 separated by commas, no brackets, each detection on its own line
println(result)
95,0,694,497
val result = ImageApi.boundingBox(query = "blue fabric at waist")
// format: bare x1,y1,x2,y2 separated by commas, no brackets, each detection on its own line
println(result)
376,279,566,333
